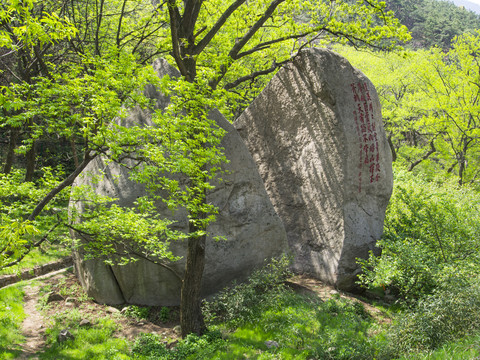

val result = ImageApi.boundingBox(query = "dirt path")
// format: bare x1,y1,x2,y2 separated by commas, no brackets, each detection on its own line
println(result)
17,284,45,359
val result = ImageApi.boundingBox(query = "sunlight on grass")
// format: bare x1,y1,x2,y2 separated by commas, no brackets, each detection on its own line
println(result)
39,318,130,360
0,285,25,359
193,291,377,360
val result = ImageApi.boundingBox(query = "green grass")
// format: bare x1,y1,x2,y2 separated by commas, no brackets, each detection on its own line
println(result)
0,285,26,359
39,317,131,360
189,292,377,360
0,242,70,276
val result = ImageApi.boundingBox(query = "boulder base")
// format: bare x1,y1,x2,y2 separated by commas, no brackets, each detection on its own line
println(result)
71,59,288,305
234,48,393,291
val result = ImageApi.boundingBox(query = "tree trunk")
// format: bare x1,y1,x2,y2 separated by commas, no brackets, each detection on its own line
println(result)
3,126,18,174
24,141,36,182
180,220,207,338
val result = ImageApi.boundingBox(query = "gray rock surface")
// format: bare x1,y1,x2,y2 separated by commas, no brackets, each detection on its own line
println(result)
71,59,288,306
234,48,393,291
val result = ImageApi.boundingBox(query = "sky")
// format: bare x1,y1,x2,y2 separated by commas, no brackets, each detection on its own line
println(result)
451,0,480,14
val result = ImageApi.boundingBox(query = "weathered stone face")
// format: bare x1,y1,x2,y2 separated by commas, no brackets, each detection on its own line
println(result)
234,48,393,291
71,59,288,306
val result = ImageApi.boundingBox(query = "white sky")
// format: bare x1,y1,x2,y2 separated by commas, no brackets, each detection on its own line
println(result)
469,0,480,5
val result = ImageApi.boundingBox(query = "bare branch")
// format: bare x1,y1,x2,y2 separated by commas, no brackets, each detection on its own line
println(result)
223,59,289,90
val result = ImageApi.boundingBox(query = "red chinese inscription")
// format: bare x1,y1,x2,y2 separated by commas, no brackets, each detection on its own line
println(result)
351,82,380,193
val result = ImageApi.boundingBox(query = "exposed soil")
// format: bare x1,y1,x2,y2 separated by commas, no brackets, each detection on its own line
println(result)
17,284,46,360
14,270,390,357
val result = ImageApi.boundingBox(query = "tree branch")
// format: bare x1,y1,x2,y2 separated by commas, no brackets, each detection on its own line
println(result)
28,151,95,221
223,59,289,90
193,0,247,55
1,222,60,269
408,139,436,171
228,0,286,60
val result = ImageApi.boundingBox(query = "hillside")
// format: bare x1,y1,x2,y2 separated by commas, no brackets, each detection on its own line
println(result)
386,0,480,48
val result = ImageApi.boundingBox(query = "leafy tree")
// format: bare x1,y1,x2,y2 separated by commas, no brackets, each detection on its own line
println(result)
415,31,480,185
1,0,409,336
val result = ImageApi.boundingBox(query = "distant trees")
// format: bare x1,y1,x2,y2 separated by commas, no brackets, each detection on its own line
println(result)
385,0,480,49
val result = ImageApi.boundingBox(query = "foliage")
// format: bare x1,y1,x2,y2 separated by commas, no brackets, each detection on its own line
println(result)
0,169,70,269
358,168,480,300
0,241,68,276
378,279,480,357
0,0,409,337
202,255,292,327
131,331,224,360
158,307,170,323
122,306,150,321
398,333,480,360
193,292,377,360
0,286,25,359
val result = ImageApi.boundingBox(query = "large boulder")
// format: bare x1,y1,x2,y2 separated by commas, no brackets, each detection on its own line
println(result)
234,48,393,291
71,59,288,306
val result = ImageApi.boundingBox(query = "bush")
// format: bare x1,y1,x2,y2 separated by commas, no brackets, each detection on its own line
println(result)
202,255,292,327
132,333,170,358
358,169,480,301
123,305,150,320
131,331,224,360
378,279,480,357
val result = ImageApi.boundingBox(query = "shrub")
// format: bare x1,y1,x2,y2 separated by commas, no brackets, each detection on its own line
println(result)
358,169,480,301
378,279,480,357
202,255,292,327
123,305,150,320
132,333,170,358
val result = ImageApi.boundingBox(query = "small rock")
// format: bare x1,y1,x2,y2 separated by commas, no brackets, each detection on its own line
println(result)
79,319,91,327
47,292,64,303
137,321,145,326
106,306,120,314
173,325,181,335
265,340,279,349
329,290,339,296
57,329,74,343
